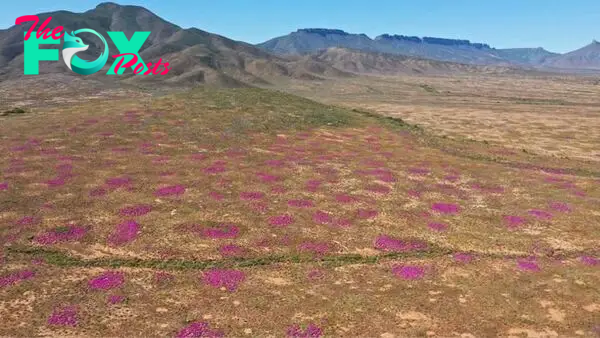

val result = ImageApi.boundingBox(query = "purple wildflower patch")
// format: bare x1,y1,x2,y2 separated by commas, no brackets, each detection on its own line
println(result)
356,208,378,219
288,199,314,208
287,323,323,338
256,172,280,183
208,191,224,201
431,203,461,215
269,214,294,227
271,185,287,194
454,253,474,263
35,225,87,245
0,270,35,288
307,269,325,281
305,179,322,192
548,202,572,213
428,222,448,232
528,209,553,220
265,159,285,167
89,187,107,197
176,321,224,338
108,220,140,246
517,259,541,272
16,216,41,227
407,190,422,199
189,152,207,161
299,242,331,256
201,223,240,239
333,218,352,228
219,244,246,257
155,271,174,284
0,182,8,191
202,269,245,291
408,168,430,176
374,235,428,252
119,204,153,217
88,271,125,290
504,215,526,229
155,185,186,197
392,265,426,280
335,194,358,204
240,191,264,200
444,175,460,182
45,177,67,187
204,165,227,174
313,210,333,224
580,256,599,266
106,176,132,189
365,183,391,194
108,295,126,305
47,306,78,327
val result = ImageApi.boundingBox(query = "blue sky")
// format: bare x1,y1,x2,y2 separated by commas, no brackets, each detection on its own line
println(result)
1,0,598,53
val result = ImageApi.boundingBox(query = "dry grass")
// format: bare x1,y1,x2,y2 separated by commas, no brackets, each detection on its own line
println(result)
276,74,600,162
1,83,599,337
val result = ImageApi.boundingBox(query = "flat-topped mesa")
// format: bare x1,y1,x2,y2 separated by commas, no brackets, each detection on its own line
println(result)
376,34,422,43
422,37,491,49
376,34,491,49
296,28,350,36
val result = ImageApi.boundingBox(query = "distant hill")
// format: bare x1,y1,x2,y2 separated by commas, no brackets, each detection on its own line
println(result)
542,41,600,70
311,47,528,76
494,47,559,66
256,28,580,69
0,3,349,86
2,2,597,87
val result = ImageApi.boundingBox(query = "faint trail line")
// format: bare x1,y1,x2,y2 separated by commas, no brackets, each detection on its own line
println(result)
5,245,595,271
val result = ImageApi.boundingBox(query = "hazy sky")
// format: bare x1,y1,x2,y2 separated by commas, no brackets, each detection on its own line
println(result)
2,0,598,53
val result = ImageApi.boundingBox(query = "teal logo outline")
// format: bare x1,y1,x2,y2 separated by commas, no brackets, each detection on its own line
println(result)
61,29,109,75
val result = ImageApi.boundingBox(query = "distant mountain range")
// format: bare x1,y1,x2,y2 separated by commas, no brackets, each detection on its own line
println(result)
0,3,355,86
257,28,600,71
1,2,599,89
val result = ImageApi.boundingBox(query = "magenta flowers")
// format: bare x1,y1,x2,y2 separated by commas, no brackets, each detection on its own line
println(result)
392,265,426,280
269,214,294,227
176,321,224,338
105,176,132,189
313,210,333,224
201,223,240,239
356,208,378,219
47,306,78,327
431,203,461,215
202,269,246,291
504,215,526,229
0,270,35,289
427,222,448,232
240,191,264,200
335,194,358,204
155,184,186,197
549,202,572,213
287,323,323,338
374,235,428,252
108,220,140,246
288,199,314,208
88,271,125,290
119,204,153,217
35,225,87,245
528,209,552,220
0,182,8,191
580,256,599,266
517,259,541,272
454,253,474,264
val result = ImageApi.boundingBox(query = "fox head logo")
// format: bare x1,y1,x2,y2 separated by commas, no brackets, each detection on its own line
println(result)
61,29,109,75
